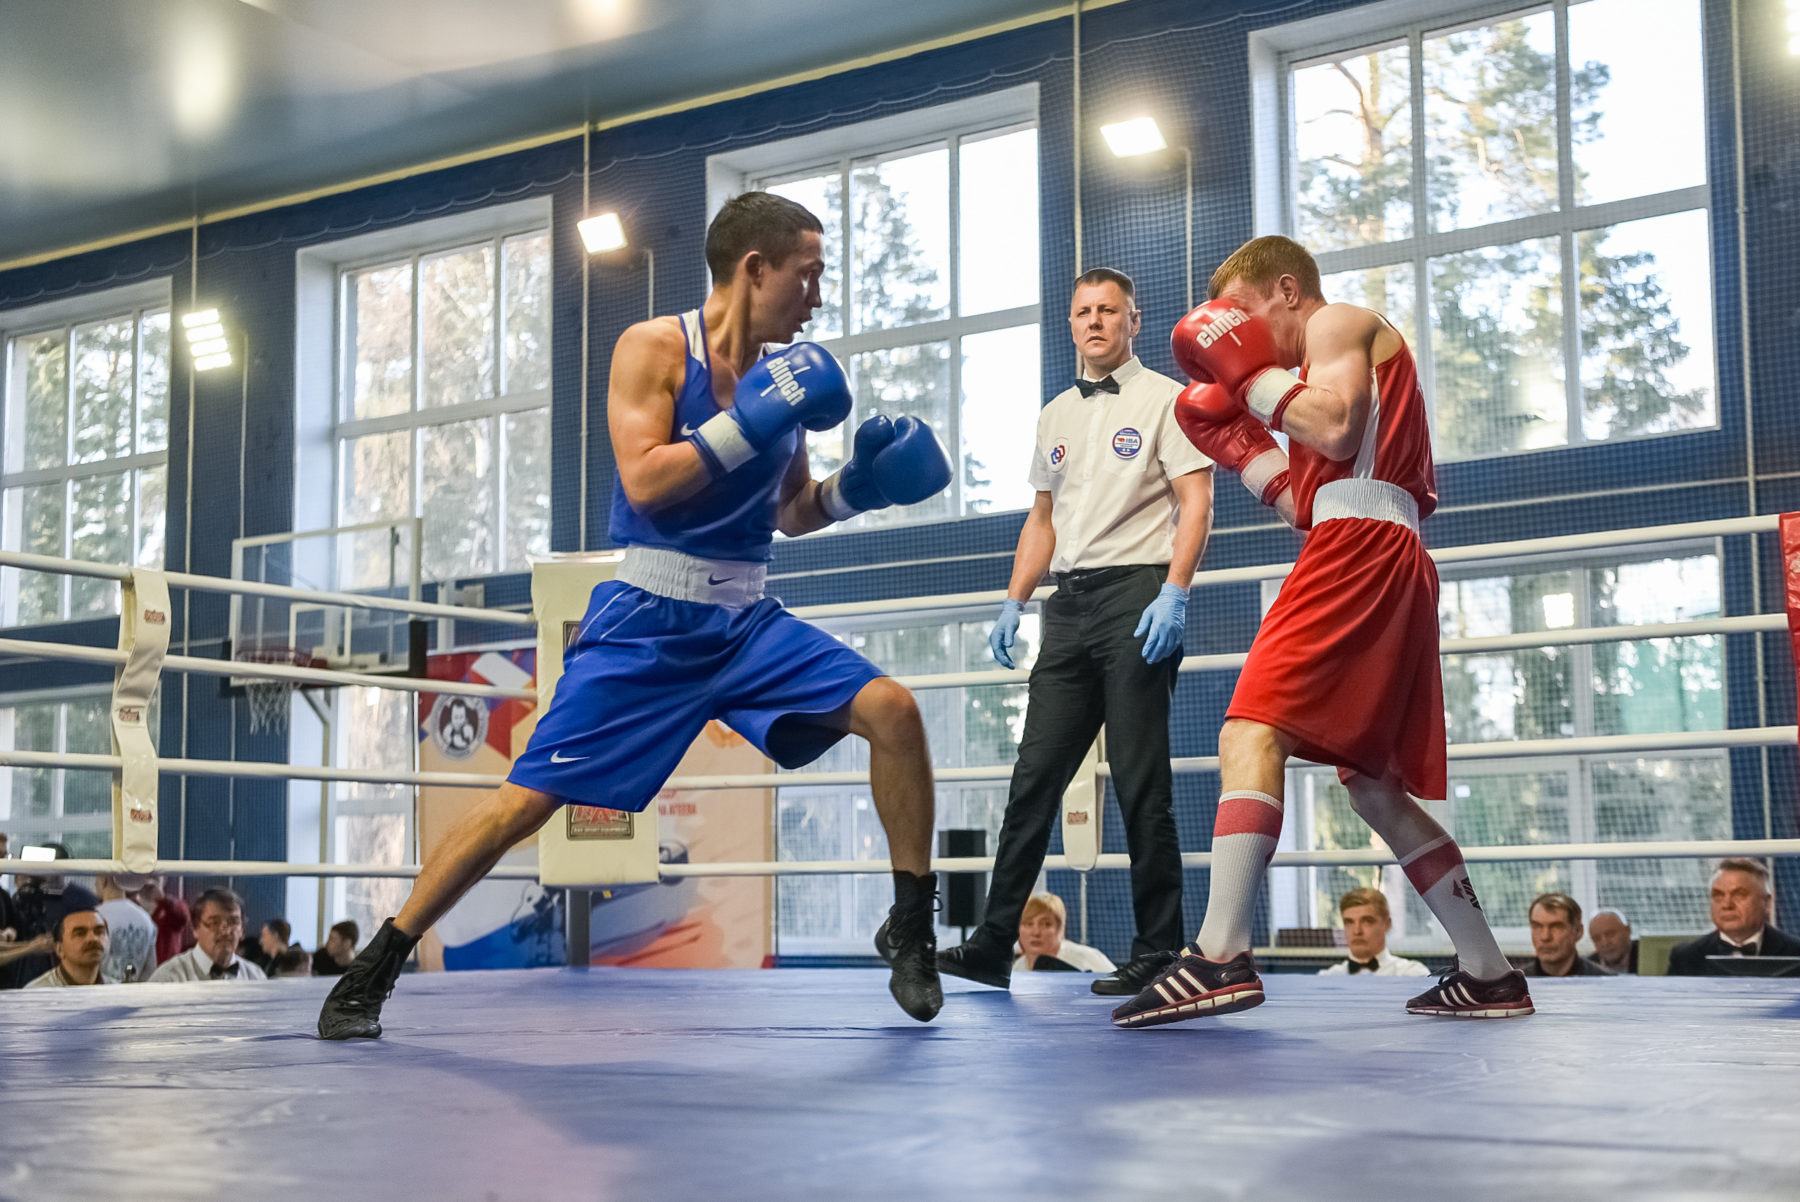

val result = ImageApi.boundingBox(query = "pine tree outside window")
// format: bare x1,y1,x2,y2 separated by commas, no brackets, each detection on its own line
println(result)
1282,0,1714,459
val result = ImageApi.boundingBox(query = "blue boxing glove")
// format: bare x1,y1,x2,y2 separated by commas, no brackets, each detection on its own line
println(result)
817,414,896,519
689,343,852,478
989,597,1025,669
1133,582,1188,664
818,415,954,522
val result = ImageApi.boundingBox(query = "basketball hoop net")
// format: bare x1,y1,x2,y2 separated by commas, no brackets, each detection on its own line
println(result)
234,647,324,736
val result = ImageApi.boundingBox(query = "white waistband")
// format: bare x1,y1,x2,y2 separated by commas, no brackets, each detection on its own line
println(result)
615,546,767,607
1312,478,1419,533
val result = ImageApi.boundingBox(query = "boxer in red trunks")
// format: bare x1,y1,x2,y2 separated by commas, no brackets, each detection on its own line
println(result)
1112,236,1532,1028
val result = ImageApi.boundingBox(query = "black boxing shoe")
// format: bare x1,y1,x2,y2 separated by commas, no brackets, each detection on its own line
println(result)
874,871,943,1022
937,935,1013,990
317,918,420,1041
1089,949,1179,996
1110,946,1263,1028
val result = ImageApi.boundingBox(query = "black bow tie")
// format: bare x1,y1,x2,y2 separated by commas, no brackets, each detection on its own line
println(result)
1731,940,1759,957
1347,957,1380,974
209,961,240,979
1075,375,1120,397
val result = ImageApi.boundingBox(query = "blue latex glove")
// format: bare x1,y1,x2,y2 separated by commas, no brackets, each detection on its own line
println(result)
989,598,1025,669
1133,582,1188,664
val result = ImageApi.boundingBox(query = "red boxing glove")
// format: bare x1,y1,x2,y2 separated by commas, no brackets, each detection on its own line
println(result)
1176,383,1291,508
1170,299,1306,429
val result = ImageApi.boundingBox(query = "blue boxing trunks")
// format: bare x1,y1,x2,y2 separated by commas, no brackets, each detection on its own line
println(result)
507,545,883,810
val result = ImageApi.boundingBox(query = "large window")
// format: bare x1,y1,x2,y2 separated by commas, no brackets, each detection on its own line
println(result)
334,225,551,582
713,88,1043,527
1280,0,1714,459
0,692,125,859
1273,548,1727,948
777,607,1040,955
2,291,169,624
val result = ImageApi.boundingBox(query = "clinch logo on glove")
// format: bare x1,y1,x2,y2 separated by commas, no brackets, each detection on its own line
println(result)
1193,306,1250,348
762,356,811,407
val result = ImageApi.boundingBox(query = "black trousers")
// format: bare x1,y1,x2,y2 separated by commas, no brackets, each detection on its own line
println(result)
976,564,1184,960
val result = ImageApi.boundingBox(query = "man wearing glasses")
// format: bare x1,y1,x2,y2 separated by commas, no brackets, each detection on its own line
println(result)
149,888,266,982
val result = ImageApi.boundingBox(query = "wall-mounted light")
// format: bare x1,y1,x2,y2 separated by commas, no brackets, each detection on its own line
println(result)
579,211,655,320
577,212,628,254
182,309,233,371
1100,116,1168,158
1788,0,1799,55
1101,117,1197,310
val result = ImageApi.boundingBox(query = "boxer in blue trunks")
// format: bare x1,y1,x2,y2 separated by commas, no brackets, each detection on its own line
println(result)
319,192,955,1038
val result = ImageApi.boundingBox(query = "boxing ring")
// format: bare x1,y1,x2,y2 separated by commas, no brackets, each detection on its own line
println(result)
2,512,1799,1201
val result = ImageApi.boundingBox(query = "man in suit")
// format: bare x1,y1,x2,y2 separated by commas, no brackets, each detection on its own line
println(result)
1669,858,1800,975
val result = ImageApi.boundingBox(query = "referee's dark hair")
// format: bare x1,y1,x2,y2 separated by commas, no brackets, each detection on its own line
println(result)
706,192,824,284
1071,267,1136,306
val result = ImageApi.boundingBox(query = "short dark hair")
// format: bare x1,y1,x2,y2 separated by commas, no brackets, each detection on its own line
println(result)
330,920,360,945
704,192,823,283
264,918,292,944
193,887,243,922
53,907,104,942
1071,267,1136,305
270,947,312,977
1529,892,1582,925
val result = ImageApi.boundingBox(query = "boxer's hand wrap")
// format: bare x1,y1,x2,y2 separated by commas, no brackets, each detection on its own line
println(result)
819,415,954,522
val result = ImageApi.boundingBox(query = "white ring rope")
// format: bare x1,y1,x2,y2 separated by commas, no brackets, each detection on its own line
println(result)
8,838,1800,882
0,513,1790,877
0,548,534,626
0,636,534,700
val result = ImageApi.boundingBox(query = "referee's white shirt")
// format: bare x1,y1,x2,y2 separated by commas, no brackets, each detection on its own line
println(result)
1028,356,1211,574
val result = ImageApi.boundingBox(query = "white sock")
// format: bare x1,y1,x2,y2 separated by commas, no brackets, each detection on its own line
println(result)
1399,834,1511,980
1194,789,1284,961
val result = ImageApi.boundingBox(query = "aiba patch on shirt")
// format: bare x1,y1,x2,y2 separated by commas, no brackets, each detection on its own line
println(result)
1111,427,1143,459
1048,441,1069,471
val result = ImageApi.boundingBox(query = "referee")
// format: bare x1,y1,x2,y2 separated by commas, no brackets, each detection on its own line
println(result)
941,267,1213,994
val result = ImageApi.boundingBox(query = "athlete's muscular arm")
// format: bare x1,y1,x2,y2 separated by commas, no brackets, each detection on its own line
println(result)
1164,469,1214,591
1006,491,1057,601
775,440,831,537
1274,305,1380,462
608,319,713,512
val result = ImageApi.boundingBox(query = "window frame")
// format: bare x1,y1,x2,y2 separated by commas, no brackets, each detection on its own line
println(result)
322,210,552,583
1264,0,1717,460
709,86,1043,527
1274,538,1731,947
772,600,1040,956
0,686,126,854
0,282,172,623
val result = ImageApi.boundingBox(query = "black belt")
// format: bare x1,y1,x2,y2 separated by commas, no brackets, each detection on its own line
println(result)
1052,563,1165,594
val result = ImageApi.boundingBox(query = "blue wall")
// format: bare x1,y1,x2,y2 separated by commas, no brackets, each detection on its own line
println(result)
1,0,1794,944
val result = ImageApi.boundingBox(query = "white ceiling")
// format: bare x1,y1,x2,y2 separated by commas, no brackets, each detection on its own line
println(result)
0,0,1059,264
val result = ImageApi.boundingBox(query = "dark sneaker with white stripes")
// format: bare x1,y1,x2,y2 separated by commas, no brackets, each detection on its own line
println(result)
1406,963,1534,1018
1110,946,1263,1028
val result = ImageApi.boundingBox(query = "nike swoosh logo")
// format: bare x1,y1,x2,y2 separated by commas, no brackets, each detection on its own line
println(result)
707,574,734,585
550,751,587,764
679,423,699,437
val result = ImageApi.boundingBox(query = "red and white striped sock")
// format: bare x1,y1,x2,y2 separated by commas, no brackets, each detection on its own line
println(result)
1399,834,1511,980
1195,789,1284,961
